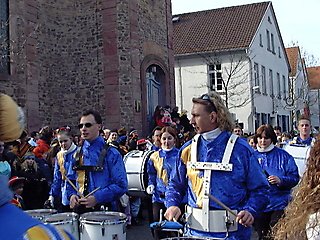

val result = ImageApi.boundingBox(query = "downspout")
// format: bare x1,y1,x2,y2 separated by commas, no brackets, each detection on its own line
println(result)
177,59,183,110
246,49,255,133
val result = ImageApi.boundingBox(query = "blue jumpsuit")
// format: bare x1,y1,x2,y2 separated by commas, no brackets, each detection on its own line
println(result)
0,175,74,240
67,136,127,207
50,144,78,206
254,147,299,212
148,147,179,203
165,131,270,239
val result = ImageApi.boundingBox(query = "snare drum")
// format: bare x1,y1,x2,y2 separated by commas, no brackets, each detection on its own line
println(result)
45,212,79,240
123,150,154,197
25,209,57,222
79,211,127,240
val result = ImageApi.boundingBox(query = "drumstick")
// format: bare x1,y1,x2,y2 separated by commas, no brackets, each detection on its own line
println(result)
206,193,237,218
84,187,101,198
63,173,84,198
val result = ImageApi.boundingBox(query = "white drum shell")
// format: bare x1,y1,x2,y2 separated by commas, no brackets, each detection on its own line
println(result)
124,150,154,197
79,211,127,240
45,212,79,240
283,144,310,177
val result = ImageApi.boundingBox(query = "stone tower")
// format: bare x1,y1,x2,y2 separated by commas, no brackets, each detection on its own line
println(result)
0,0,175,136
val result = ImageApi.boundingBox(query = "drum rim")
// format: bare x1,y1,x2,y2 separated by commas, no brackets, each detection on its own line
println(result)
25,209,58,214
79,211,127,225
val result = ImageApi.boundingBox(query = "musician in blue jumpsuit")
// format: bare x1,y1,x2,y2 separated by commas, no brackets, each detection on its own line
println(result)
47,128,78,211
69,110,127,211
164,93,270,240
147,126,180,222
254,124,299,239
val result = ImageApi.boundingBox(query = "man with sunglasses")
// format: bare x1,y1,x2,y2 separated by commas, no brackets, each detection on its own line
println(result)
68,110,127,212
164,92,269,239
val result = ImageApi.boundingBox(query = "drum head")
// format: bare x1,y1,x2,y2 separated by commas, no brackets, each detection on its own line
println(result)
80,211,127,225
45,212,79,223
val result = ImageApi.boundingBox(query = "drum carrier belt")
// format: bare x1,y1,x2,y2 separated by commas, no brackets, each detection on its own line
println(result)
186,133,238,233
73,143,111,195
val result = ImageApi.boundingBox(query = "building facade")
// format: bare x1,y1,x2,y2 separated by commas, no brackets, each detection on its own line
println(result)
0,0,175,136
173,2,291,134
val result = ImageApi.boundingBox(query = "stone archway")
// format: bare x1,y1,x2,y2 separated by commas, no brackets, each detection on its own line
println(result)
140,55,169,135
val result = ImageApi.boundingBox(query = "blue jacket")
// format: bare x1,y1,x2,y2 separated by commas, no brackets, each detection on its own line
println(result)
148,147,179,203
293,136,314,146
165,131,270,239
50,144,78,206
254,146,299,212
67,136,128,204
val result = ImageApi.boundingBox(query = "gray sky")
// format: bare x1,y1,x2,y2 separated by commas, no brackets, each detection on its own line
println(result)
171,0,320,63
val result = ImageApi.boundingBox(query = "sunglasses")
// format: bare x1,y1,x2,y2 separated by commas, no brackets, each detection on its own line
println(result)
199,94,217,112
78,123,95,129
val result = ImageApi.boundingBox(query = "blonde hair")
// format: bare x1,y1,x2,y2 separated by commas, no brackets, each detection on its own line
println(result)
192,92,234,132
273,136,320,239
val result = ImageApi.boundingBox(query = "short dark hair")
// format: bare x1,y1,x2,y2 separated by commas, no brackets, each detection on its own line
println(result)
152,126,162,136
255,124,277,144
298,115,311,124
81,110,102,124
273,126,281,131
30,131,38,138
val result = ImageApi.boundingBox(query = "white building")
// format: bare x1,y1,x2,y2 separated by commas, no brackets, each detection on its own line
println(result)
307,66,320,130
173,2,291,134
285,47,310,129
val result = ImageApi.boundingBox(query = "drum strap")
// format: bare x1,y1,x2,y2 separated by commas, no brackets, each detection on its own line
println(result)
73,143,111,195
189,133,238,232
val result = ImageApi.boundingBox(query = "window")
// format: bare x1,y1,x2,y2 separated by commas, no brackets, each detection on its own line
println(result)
278,47,281,58
0,0,9,74
266,30,270,51
282,75,286,98
208,64,223,92
277,72,281,98
269,69,274,97
254,62,260,92
271,33,275,53
261,66,266,94
259,34,263,47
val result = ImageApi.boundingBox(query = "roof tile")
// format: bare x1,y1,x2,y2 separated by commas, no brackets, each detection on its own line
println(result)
173,2,270,55
307,66,320,89
285,47,300,77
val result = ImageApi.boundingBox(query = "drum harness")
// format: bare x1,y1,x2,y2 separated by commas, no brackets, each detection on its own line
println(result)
185,133,238,236
72,143,111,209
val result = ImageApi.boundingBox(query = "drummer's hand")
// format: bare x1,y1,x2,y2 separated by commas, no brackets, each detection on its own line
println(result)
164,206,181,221
70,195,80,209
268,175,281,185
236,210,254,227
79,195,97,208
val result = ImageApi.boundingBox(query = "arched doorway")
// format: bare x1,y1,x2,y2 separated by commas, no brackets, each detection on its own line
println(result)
146,64,166,132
